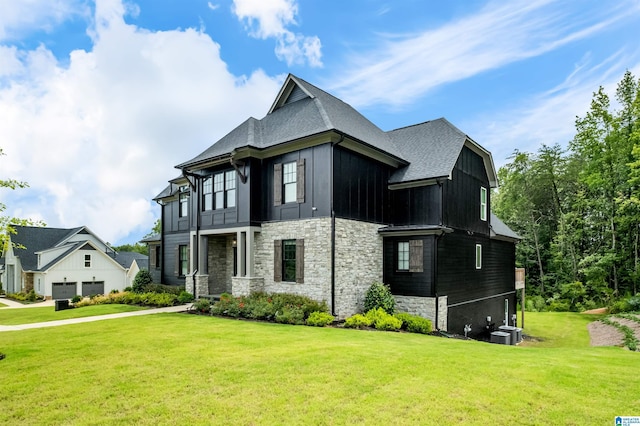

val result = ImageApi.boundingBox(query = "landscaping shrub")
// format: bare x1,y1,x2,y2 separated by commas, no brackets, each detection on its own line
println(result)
343,314,372,329
609,295,640,314
366,308,402,331
143,283,183,295
73,291,177,308
525,295,547,312
209,292,328,322
71,295,82,304
275,305,305,325
177,291,194,304
132,269,153,293
192,298,211,314
395,312,432,334
364,282,395,314
7,291,43,302
306,311,334,327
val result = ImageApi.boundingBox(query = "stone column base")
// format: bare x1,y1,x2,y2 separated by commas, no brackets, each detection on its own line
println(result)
194,274,210,298
232,277,265,296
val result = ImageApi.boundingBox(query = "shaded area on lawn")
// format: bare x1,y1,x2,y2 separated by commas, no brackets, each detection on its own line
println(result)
0,304,147,325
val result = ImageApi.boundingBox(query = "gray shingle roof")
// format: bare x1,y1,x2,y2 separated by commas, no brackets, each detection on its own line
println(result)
387,118,468,184
114,251,149,269
490,213,521,241
176,75,404,169
11,226,79,271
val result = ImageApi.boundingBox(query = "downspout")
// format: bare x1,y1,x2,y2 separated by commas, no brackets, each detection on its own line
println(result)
434,180,444,331
331,133,345,316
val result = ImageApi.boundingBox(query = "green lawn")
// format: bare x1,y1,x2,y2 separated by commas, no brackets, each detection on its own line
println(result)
0,304,147,325
0,302,6,308
0,311,638,425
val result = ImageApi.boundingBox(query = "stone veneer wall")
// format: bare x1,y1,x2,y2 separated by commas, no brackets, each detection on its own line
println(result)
207,236,234,295
394,295,448,331
253,218,332,305
333,218,383,319
232,277,265,296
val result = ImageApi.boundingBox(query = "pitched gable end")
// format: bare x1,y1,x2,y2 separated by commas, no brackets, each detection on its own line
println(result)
268,75,314,114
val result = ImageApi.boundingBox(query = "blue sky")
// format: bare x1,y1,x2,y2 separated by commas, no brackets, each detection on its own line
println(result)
1,0,639,246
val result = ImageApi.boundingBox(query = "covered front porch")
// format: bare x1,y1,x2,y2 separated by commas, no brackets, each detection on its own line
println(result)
185,226,264,298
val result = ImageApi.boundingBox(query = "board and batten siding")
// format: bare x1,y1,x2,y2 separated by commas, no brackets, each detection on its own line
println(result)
383,236,435,297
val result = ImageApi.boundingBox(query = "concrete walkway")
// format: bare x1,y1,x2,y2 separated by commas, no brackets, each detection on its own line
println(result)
0,301,192,332
0,297,56,308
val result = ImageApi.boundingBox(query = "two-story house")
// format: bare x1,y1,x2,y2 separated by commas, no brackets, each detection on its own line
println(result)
153,74,519,336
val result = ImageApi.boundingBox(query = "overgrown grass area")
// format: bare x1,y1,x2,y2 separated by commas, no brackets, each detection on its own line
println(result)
0,312,637,425
520,311,605,348
0,305,146,325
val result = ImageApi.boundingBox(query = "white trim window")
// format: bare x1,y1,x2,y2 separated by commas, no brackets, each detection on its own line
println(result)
283,161,297,204
475,244,482,269
84,254,91,268
480,187,487,221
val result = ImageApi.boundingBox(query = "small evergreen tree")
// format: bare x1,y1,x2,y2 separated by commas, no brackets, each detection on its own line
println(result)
132,269,153,293
364,282,396,314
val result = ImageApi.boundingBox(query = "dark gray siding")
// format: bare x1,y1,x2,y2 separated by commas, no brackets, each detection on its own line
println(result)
262,144,332,221
383,235,435,297
447,293,516,338
442,147,490,234
333,146,393,223
390,185,442,226
162,232,189,286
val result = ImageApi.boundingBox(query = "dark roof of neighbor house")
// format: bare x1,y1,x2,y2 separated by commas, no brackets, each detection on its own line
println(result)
114,251,149,269
11,226,81,271
9,225,122,272
140,233,160,243
490,213,521,241
175,74,497,187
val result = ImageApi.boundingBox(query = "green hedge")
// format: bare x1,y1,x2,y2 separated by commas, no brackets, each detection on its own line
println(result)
74,291,183,308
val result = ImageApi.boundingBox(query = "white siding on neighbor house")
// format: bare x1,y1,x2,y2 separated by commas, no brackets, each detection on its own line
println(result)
38,245,74,268
66,233,111,251
3,244,23,293
126,260,140,287
42,249,127,297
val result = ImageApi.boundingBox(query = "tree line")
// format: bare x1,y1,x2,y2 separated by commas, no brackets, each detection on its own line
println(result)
493,71,640,311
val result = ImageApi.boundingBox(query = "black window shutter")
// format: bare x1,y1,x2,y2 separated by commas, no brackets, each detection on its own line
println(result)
296,158,305,204
274,240,282,282
274,163,282,206
174,245,180,276
409,240,424,273
296,239,304,283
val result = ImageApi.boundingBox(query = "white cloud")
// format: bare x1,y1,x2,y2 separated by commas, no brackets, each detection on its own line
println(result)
466,52,640,168
232,0,322,67
0,0,88,41
0,0,282,244
330,0,639,108
207,2,220,11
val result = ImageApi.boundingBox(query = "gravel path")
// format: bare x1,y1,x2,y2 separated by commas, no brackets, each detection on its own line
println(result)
587,314,640,347
588,321,624,347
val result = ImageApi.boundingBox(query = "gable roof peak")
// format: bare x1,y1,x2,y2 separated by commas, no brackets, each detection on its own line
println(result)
268,74,315,114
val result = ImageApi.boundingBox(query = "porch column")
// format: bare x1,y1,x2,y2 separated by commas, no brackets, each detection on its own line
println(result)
237,231,246,277
247,229,255,276
198,235,208,274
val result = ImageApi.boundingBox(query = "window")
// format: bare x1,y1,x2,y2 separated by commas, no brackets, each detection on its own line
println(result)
476,244,482,269
274,159,305,206
480,187,487,221
274,239,304,283
225,171,236,208
211,171,236,210
282,239,297,281
179,186,189,217
202,177,213,210
154,246,161,269
283,161,297,203
179,245,189,276
397,242,409,271
84,254,91,268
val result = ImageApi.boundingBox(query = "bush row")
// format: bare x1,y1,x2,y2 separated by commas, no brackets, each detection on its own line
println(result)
6,289,43,302
196,292,333,326
74,290,194,308
344,308,432,334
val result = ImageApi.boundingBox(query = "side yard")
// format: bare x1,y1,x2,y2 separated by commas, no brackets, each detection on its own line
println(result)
0,311,637,425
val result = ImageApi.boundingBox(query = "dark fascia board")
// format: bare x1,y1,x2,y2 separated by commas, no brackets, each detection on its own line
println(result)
378,225,453,237
388,176,449,190
182,130,408,172
490,234,520,243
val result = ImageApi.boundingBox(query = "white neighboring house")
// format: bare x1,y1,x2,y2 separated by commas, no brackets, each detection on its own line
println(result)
1,225,148,299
